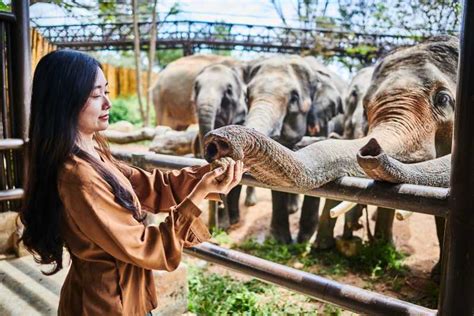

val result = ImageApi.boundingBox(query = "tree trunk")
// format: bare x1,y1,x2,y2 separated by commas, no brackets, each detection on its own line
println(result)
132,0,145,126
145,0,158,127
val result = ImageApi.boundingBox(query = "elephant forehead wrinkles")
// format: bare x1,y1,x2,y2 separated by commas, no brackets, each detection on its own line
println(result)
368,88,435,141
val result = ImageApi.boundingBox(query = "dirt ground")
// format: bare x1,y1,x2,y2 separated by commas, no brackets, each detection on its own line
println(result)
113,144,441,312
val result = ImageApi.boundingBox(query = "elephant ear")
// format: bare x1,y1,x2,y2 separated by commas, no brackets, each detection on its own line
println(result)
290,60,318,99
244,58,265,83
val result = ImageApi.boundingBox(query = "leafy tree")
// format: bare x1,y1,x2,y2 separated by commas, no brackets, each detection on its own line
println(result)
0,0,10,11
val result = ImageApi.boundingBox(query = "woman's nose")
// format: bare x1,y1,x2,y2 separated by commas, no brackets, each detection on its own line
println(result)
103,97,111,110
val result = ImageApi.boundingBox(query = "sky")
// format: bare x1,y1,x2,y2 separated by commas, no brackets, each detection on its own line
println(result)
30,0,340,27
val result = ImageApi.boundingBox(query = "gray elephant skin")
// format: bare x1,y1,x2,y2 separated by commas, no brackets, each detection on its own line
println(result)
204,36,458,279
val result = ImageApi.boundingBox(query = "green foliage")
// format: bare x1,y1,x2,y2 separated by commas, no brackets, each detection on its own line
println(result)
156,49,184,67
109,96,144,125
210,228,233,247
236,237,406,279
354,240,407,277
188,266,316,314
323,303,343,315
238,237,309,264
0,0,9,11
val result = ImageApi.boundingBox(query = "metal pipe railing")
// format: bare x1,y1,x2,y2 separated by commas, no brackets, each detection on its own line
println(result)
0,12,15,23
185,242,436,315
112,150,449,217
0,138,23,150
0,188,23,201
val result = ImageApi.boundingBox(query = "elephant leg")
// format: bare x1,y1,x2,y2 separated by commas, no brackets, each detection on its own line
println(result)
270,191,293,244
208,200,230,231
313,199,341,250
287,193,300,214
226,185,242,225
431,216,446,283
244,186,257,206
297,195,320,243
374,207,395,244
343,204,364,239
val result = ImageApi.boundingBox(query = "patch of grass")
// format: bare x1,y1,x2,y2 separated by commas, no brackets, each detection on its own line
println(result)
237,237,309,264
235,237,406,279
187,266,316,314
353,241,407,278
210,228,233,247
323,303,343,315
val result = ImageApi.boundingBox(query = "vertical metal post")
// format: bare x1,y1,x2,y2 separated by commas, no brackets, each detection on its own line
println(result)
10,0,30,142
438,2,474,314
10,0,30,210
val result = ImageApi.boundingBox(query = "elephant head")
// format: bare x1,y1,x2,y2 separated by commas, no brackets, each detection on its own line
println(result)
244,56,316,148
204,36,458,189
303,56,348,137
342,66,374,139
192,63,247,154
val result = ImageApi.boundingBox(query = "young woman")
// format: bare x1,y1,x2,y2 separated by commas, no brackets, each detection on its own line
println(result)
20,50,244,315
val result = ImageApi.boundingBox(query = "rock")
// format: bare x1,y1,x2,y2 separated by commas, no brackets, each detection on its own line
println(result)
335,236,363,257
107,120,135,132
152,263,188,315
0,211,18,254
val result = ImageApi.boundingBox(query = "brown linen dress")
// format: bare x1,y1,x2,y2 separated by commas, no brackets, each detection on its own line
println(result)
57,153,211,315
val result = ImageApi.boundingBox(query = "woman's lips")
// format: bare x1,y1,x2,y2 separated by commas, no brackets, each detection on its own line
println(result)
99,114,109,120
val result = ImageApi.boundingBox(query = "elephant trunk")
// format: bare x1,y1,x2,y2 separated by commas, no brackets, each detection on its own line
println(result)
204,125,412,189
245,99,285,137
357,138,451,188
197,100,220,155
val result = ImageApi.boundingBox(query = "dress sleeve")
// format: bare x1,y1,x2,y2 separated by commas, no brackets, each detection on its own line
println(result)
114,160,212,213
58,167,211,271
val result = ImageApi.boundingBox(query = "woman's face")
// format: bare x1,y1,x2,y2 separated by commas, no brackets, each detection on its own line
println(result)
77,68,111,135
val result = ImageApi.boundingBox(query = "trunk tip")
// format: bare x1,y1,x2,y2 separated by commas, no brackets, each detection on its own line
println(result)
204,139,231,162
357,138,384,170
359,138,383,157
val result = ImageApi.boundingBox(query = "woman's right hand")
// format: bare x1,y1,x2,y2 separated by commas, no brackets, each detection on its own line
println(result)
188,159,244,207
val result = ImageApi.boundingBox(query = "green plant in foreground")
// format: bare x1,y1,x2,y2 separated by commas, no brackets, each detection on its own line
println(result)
188,266,316,315
237,237,309,264
236,237,406,279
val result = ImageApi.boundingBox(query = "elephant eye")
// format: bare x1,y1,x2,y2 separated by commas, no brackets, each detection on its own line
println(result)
226,84,233,96
194,82,200,95
434,91,453,108
290,90,299,104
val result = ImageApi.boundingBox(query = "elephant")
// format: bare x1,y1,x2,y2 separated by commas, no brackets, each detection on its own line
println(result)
203,36,458,277
313,66,375,250
239,55,350,244
192,61,256,227
304,56,348,138
342,66,374,140
152,54,234,130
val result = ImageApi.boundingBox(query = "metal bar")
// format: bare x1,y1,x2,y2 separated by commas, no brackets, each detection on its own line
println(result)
10,0,30,212
0,22,7,139
0,138,23,150
10,0,30,142
185,242,436,315
439,2,474,315
0,188,23,201
112,150,449,217
0,12,15,23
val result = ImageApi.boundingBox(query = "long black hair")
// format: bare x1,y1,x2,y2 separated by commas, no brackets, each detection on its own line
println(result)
21,50,140,275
